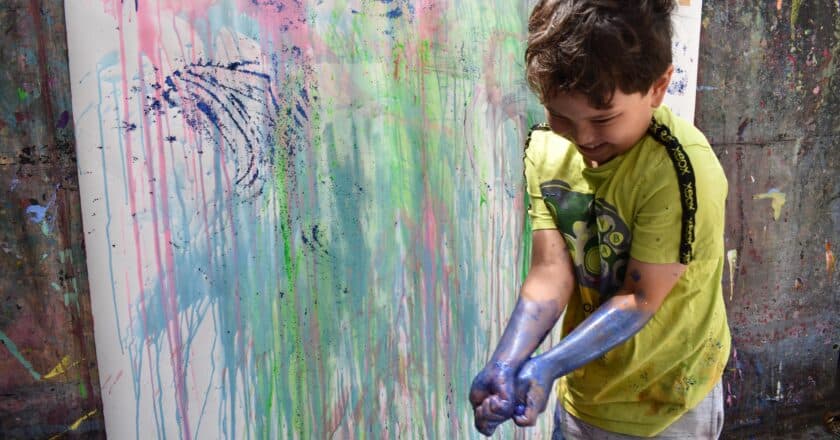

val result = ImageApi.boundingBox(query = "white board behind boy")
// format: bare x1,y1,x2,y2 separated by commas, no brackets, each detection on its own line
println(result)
665,0,704,122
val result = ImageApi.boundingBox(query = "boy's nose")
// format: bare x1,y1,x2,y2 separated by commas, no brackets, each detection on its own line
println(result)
575,123,597,147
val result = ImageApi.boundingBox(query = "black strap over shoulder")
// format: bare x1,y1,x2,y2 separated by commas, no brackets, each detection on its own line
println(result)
647,117,697,264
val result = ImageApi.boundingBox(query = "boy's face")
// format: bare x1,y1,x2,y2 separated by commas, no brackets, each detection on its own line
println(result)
542,67,673,167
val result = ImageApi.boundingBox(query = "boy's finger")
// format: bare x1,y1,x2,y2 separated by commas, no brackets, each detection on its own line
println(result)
487,395,513,416
478,398,510,422
512,402,539,427
513,390,545,427
476,420,498,437
475,400,508,436
469,385,490,408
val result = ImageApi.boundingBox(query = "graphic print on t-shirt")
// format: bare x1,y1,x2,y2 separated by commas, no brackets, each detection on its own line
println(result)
539,179,631,303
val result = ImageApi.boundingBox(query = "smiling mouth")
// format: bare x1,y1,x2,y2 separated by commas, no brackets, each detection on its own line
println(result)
579,143,606,151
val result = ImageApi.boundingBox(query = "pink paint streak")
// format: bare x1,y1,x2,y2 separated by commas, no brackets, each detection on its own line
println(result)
113,0,165,430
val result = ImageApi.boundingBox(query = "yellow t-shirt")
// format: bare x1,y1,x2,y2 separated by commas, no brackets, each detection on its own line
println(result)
524,105,731,437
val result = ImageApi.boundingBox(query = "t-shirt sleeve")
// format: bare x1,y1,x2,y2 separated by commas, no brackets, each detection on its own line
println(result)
524,133,557,231
630,160,684,264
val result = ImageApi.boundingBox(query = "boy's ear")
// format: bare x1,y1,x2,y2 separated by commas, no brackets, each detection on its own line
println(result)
649,65,674,108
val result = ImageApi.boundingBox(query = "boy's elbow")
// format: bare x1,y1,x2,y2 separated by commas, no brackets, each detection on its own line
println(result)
611,289,664,314
521,263,575,309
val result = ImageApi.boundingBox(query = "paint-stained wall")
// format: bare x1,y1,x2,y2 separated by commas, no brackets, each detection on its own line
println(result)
65,1,543,438
0,1,105,438
695,1,840,437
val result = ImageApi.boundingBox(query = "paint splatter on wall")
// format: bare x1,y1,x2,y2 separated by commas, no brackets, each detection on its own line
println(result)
696,1,840,437
665,0,704,121
0,1,104,438
63,0,704,438
67,1,539,437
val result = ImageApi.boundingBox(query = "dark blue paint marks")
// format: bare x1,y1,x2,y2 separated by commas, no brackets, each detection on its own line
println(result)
195,101,219,126
144,98,163,115
127,57,315,200
56,110,69,128
378,0,416,36
249,0,285,13
300,225,330,256
226,61,245,70
667,66,688,96
295,102,308,121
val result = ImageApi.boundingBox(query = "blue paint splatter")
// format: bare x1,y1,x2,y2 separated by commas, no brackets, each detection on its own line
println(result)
667,66,688,96
26,204,47,223
57,110,70,128
196,101,220,125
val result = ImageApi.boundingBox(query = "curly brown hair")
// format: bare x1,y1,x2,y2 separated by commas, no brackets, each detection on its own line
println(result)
525,0,676,108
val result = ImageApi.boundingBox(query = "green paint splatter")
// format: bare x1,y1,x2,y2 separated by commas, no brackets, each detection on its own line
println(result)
0,330,41,380
17,87,28,101
79,380,88,399
791,0,803,28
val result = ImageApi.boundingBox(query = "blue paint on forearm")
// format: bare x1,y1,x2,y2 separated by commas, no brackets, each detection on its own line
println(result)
488,297,563,368
533,295,653,380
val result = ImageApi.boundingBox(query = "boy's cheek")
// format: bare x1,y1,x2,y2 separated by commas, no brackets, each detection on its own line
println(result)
547,120,573,141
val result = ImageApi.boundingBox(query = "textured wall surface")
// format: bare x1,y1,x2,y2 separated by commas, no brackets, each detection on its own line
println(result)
695,1,840,438
0,1,105,438
65,1,543,438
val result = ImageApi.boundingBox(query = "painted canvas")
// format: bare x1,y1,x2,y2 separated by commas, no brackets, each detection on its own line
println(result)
65,0,702,438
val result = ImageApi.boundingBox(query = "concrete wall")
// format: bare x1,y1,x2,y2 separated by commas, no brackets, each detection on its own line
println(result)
0,1,104,438
695,1,840,437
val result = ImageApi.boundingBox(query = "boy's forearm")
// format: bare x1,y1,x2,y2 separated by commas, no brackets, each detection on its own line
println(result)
530,293,653,379
487,263,572,367
487,296,563,369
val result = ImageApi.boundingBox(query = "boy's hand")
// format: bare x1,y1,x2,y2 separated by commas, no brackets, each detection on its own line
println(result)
512,357,555,427
469,362,518,436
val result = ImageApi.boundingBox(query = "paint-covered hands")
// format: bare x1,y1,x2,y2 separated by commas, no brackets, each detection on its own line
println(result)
469,361,519,436
469,357,556,434
469,297,563,436
512,357,555,426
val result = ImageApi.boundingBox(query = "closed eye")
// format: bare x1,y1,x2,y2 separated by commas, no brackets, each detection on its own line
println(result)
548,112,570,122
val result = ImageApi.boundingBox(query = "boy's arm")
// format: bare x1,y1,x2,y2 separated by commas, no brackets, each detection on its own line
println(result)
511,258,686,427
469,228,576,436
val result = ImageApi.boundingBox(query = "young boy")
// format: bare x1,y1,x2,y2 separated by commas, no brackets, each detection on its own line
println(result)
469,0,731,438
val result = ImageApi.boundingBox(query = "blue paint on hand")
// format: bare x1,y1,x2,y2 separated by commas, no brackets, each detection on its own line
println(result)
514,403,526,417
